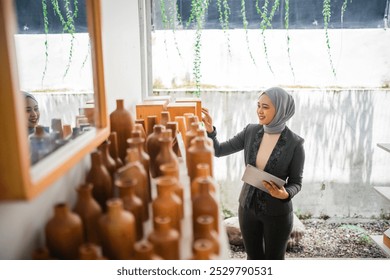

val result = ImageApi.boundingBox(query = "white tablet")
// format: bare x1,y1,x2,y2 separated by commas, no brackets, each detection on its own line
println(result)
241,164,286,193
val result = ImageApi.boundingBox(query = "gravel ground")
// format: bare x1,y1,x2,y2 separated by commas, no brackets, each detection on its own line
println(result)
229,218,390,259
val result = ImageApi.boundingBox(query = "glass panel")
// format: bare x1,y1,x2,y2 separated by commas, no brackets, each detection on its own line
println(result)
13,0,95,165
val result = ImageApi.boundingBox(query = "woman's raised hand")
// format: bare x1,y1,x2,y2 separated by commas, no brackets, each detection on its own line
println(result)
201,107,214,133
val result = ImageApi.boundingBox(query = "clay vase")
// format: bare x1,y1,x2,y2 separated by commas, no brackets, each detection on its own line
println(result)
45,203,83,260
73,183,102,244
160,111,171,126
185,122,199,151
192,178,219,233
187,137,214,182
117,148,149,221
154,130,179,178
146,115,157,137
86,151,113,211
183,113,194,132
134,241,162,260
98,140,117,184
79,243,105,260
191,239,215,260
99,198,136,260
127,134,151,202
166,121,181,156
145,124,165,178
148,216,180,260
152,176,182,233
135,118,146,133
117,178,144,241
174,116,187,148
134,123,147,145
191,129,213,147
193,215,220,255
108,132,124,169
191,163,216,200
110,99,134,162
159,162,184,218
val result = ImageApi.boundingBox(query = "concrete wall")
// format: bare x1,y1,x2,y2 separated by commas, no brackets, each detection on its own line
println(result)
0,0,145,259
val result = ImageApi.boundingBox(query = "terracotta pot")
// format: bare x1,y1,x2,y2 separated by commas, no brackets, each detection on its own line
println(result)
166,121,181,156
191,239,215,260
99,198,136,260
192,178,219,233
152,176,182,233
86,151,113,211
193,215,220,255
134,241,162,260
127,135,151,202
148,216,180,260
187,137,214,182
117,148,149,221
73,183,102,244
79,243,105,260
117,178,144,241
145,124,165,178
185,122,199,150
108,132,124,169
154,130,179,178
191,163,216,200
98,140,117,183
45,203,83,260
110,99,134,162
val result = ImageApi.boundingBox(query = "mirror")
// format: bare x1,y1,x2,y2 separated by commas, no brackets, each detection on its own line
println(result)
0,0,108,200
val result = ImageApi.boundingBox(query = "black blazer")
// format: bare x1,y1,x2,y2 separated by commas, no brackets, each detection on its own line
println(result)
207,124,305,216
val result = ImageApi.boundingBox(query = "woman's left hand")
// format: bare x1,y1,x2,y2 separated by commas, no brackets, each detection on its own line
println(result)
263,180,289,199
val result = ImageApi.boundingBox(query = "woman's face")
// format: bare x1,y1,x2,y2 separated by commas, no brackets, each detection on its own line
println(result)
257,94,276,125
25,97,40,128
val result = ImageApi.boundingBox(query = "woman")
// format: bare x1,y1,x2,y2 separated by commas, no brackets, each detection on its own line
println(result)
202,87,305,260
24,91,40,134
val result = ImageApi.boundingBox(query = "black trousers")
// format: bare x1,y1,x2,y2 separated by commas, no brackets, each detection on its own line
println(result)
238,205,293,260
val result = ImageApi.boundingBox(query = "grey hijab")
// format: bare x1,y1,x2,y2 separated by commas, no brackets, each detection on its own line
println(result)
23,91,38,103
261,87,295,134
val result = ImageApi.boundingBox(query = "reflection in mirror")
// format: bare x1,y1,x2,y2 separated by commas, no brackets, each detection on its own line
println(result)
14,0,95,164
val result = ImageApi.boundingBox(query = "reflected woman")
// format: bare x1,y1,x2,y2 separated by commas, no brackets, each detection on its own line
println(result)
23,91,40,134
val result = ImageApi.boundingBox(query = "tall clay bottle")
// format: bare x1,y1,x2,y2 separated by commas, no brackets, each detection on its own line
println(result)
191,128,213,147
117,148,149,221
135,118,147,135
99,198,136,260
146,115,157,137
79,243,105,260
73,183,102,245
134,241,162,260
154,129,179,178
191,163,216,200
185,122,199,149
166,121,181,156
134,123,147,148
160,162,184,218
148,216,180,260
193,215,220,255
160,111,171,126
86,151,112,211
183,113,194,132
174,116,187,147
117,178,144,241
45,203,83,260
152,177,182,233
98,140,117,184
108,132,124,169
145,124,165,178
127,132,151,202
192,178,219,233
187,137,214,182
191,239,215,260
110,99,134,162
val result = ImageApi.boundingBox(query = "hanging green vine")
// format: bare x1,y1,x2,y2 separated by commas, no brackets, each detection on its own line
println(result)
41,0,49,84
341,0,352,25
323,0,336,77
241,0,257,66
217,0,232,55
284,0,295,80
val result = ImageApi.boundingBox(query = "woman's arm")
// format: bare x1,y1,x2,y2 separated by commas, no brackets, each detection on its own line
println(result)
284,141,305,199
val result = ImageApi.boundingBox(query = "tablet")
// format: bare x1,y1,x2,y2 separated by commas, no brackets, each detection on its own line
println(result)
241,164,286,193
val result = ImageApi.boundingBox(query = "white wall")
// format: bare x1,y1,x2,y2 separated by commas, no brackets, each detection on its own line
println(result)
0,0,146,259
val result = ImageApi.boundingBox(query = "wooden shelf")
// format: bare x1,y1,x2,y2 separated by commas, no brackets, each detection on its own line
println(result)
377,143,390,153
370,235,390,257
373,186,390,202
